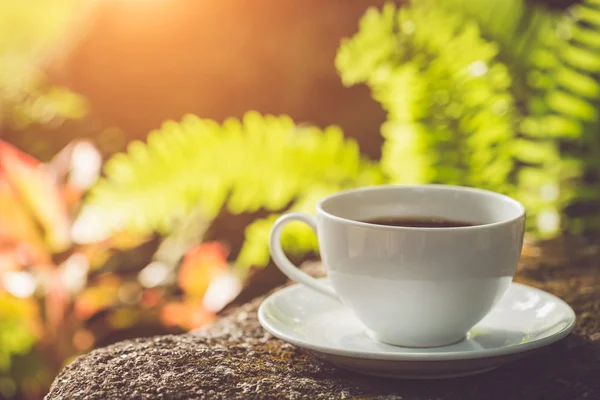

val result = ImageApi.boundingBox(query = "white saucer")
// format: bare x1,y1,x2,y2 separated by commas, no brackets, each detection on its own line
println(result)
258,280,576,379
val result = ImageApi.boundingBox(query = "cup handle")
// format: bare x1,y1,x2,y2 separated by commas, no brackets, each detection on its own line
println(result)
269,212,338,299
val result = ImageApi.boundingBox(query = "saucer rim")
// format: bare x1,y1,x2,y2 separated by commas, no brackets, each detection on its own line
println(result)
258,281,576,362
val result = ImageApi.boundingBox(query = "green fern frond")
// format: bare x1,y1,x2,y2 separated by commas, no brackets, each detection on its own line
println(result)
336,3,398,87
430,0,558,68
449,0,600,235
434,1,580,236
337,0,600,236
551,0,600,233
337,3,517,192
86,112,383,268
503,0,600,236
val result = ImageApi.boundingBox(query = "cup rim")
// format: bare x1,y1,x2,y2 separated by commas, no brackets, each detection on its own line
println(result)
316,184,526,231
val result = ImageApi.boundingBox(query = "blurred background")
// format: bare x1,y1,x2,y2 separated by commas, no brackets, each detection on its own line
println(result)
0,0,598,398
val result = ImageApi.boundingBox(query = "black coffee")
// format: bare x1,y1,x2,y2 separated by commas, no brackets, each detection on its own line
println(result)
362,216,476,228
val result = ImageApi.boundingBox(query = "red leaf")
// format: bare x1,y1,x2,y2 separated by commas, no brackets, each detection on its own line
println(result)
0,245,20,270
178,242,229,299
0,141,71,252
0,169,49,265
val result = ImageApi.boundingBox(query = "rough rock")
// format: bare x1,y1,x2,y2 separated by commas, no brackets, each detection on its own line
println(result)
46,238,600,399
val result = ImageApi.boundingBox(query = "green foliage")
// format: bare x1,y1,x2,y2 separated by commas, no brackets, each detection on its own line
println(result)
5,81,87,130
337,3,518,194
0,0,87,129
540,0,600,234
462,0,600,235
87,112,383,269
336,0,600,237
0,295,37,372
436,0,557,68
437,0,598,235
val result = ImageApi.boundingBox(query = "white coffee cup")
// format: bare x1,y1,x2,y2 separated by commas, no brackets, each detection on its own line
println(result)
269,185,525,348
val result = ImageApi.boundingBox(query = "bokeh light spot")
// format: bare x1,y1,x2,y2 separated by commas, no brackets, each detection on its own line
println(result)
2,271,36,298
73,329,95,351
469,60,488,77
138,261,170,288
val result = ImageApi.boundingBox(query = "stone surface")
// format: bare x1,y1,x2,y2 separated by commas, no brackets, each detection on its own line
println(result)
46,238,600,400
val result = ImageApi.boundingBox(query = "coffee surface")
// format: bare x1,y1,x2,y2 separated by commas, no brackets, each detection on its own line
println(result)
362,216,476,228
